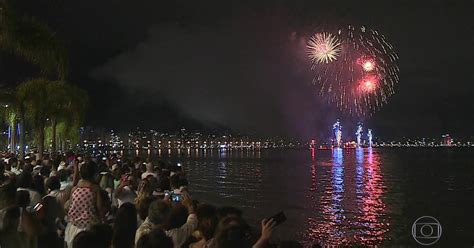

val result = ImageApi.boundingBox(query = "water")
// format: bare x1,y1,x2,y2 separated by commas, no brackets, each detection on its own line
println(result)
142,148,474,246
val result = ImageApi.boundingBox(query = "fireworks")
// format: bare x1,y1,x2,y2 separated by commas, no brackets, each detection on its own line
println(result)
307,25,399,116
357,56,376,72
307,33,341,64
359,75,378,93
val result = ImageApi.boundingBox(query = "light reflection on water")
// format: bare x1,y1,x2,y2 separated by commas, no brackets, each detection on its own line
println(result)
304,148,388,246
130,148,474,246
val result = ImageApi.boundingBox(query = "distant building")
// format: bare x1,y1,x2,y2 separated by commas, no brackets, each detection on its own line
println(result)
442,134,452,146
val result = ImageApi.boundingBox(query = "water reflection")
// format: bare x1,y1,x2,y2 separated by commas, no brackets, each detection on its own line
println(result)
305,148,389,246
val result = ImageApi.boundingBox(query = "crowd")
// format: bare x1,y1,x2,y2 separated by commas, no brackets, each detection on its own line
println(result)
0,152,303,248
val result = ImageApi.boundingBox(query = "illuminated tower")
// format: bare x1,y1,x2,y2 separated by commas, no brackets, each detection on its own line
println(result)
355,122,363,147
367,129,373,147
333,120,342,148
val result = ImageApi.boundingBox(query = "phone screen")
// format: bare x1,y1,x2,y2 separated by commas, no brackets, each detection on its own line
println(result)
269,211,287,226
171,193,182,202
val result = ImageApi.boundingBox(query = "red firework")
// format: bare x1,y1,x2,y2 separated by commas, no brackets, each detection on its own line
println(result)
357,56,376,72
359,75,378,93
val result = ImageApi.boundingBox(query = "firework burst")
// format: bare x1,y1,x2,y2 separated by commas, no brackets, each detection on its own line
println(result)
307,33,341,64
308,25,399,116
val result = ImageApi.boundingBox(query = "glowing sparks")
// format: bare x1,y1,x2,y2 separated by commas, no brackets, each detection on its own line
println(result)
357,56,376,72
363,61,375,71
359,75,378,93
308,26,399,116
307,33,341,64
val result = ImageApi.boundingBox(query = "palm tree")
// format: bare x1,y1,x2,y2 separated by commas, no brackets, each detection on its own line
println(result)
0,88,21,153
0,0,69,79
16,78,50,157
0,0,72,157
17,80,89,156
47,82,88,153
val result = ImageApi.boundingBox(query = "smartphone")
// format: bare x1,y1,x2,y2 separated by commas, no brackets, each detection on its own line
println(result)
269,211,286,226
171,193,182,202
177,163,182,167
33,202,44,212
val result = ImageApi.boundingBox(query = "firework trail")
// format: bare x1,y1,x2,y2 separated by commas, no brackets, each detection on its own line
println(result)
307,25,399,116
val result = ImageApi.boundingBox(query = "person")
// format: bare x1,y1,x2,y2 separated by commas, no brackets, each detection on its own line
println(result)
141,162,157,180
90,223,113,248
169,175,182,194
214,215,277,248
136,196,154,224
252,218,277,248
46,175,71,206
57,165,72,191
217,206,243,220
32,174,46,196
135,179,157,224
135,200,171,245
214,216,253,248
114,173,138,207
98,172,115,205
16,171,42,208
40,178,66,248
135,192,197,248
112,202,137,248
136,228,173,248
0,181,41,248
189,204,218,248
72,230,100,248
64,161,105,248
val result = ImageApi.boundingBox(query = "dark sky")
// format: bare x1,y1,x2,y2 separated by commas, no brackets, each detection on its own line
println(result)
2,0,474,140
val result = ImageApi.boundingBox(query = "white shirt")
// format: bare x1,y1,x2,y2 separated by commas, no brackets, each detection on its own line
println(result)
116,186,137,207
135,213,198,248
166,213,198,248
141,172,158,180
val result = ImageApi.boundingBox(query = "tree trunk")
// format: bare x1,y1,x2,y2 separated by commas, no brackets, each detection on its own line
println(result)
10,120,16,154
51,118,57,154
19,115,26,159
37,125,45,159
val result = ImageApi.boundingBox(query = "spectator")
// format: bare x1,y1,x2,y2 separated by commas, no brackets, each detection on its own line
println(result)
32,174,46,196
141,162,158,180
46,175,71,206
136,228,173,248
72,230,100,248
135,192,198,248
115,173,138,207
191,204,218,248
112,202,137,248
16,171,41,208
0,181,41,248
64,161,106,248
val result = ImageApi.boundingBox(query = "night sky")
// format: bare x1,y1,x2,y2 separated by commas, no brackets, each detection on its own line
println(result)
1,0,473,139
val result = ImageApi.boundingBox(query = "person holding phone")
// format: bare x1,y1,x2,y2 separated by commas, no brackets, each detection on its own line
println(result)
252,218,277,248
135,190,197,248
